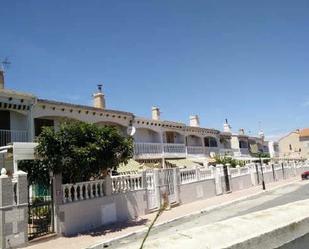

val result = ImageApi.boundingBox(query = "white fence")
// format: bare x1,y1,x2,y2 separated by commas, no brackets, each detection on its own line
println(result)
62,179,105,203
112,174,143,194
61,161,307,205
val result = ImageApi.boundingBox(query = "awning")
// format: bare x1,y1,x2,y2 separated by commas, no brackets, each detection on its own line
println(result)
117,159,143,173
166,159,201,168
117,160,161,173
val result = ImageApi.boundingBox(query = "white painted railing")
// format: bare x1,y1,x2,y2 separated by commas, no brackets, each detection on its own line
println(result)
187,146,204,155
163,143,186,154
111,174,143,194
62,179,105,203
240,167,250,175
200,168,213,180
0,129,28,146
134,142,162,155
180,168,197,184
230,168,239,177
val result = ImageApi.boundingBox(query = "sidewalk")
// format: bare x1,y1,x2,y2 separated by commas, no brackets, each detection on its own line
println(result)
23,177,301,249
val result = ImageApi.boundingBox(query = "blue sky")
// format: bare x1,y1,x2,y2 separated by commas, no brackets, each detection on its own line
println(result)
1,0,309,140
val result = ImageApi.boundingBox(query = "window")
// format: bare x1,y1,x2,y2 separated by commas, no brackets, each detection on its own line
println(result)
34,118,54,137
205,137,217,147
239,140,248,149
0,110,10,130
289,144,292,151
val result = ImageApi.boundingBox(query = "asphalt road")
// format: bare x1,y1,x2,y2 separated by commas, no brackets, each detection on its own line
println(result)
109,180,309,249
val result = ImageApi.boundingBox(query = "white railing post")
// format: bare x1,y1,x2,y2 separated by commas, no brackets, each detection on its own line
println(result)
213,165,223,195
173,168,180,204
153,169,161,208
196,166,200,181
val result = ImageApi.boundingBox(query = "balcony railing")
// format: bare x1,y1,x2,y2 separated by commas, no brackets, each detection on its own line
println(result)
0,129,28,147
134,142,241,159
187,146,204,155
163,143,186,156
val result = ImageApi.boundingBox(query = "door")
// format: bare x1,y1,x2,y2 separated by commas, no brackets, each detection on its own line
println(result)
0,110,10,146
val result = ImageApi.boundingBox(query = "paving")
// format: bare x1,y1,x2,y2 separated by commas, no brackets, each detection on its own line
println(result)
23,177,308,249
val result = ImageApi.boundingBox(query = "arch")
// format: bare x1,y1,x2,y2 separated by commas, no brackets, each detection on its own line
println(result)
134,127,161,143
204,136,218,148
163,131,185,144
186,135,203,146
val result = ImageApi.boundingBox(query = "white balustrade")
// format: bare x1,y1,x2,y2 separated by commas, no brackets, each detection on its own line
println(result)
180,168,197,184
187,146,204,155
111,174,143,194
240,167,250,175
230,168,239,177
62,179,105,203
0,129,28,146
134,143,162,155
200,168,213,180
163,143,186,154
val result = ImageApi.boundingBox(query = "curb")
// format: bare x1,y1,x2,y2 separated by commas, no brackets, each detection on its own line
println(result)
87,178,301,249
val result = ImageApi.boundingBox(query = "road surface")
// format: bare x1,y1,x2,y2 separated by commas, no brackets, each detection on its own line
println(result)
109,180,309,248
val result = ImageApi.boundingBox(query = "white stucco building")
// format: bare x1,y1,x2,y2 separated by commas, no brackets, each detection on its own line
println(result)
0,70,275,167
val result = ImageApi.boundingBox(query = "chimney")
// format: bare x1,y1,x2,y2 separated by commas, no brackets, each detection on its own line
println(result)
93,84,105,109
189,115,200,127
223,119,231,133
0,69,4,89
258,130,265,139
152,106,160,120
239,128,245,135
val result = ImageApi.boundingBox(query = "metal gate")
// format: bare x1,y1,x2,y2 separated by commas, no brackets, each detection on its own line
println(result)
160,168,176,204
28,184,54,240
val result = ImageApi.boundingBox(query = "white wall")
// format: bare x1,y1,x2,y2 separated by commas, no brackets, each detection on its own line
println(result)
10,111,28,131
134,128,161,143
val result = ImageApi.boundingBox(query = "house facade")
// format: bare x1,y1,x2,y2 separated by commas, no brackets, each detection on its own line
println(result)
278,129,309,159
0,71,275,167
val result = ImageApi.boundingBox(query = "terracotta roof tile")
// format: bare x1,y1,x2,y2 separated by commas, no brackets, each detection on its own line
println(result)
300,128,309,138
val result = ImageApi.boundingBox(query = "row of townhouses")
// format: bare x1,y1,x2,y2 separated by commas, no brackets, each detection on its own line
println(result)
0,69,279,168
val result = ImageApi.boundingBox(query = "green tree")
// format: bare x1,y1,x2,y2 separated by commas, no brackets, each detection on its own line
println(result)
19,121,133,184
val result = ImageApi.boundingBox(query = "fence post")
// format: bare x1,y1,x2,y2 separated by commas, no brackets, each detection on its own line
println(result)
173,168,180,204
281,162,285,180
214,164,223,195
196,166,200,181
153,169,161,208
271,163,276,181
104,175,113,196
249,163,256,186
141,170,147,189
0,169,28,248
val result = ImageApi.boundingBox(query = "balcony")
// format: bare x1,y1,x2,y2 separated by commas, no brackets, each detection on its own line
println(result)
163,143,186,158
134,142,186,159
134,143,238,159
0,129,28,147
187,146,205,156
